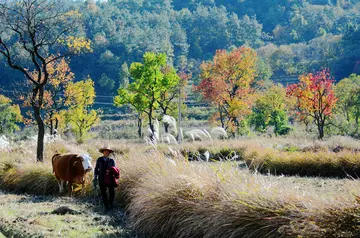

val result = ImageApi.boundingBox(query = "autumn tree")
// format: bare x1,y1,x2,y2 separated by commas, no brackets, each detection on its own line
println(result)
286,69,337,139
114,52,180,140
0,0,91,161
22,58,74,135
0,95,23,134
64,78,99,144
196,47,257,136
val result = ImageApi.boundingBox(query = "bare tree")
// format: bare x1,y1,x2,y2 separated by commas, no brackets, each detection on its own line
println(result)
0,0,89,161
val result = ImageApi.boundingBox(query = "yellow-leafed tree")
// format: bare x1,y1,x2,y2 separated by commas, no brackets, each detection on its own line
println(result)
64,78,99,143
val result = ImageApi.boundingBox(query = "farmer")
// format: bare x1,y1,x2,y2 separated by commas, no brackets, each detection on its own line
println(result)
93,144,119,210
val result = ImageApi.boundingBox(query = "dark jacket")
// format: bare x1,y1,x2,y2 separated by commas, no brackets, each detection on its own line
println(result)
94,157,116,185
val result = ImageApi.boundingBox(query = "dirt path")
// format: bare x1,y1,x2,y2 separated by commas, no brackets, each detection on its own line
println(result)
0,191,135,238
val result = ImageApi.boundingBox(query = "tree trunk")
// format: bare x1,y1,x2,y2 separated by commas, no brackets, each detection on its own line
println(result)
79,128,83,144
148,111,155,142
317,118,325,140
318,125,324,140
137,114,142,138
55,118,59,133
31,86,45,162
50,119,54,135
178,82,182,143
219,104,225,128
34,105,45,162
164,123,169,133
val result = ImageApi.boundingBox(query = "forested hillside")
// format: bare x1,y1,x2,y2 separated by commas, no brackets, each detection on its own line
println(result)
1,0,360,99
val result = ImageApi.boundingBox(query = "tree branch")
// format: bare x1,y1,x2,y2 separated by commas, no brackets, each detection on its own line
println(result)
0,38,38,85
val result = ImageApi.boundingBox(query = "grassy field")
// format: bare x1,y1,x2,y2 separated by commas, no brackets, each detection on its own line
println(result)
1,136,360,237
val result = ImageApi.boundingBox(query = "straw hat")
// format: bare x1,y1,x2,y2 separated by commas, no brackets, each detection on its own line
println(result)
99,144,114,153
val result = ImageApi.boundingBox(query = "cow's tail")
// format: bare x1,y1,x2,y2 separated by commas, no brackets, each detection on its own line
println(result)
51,153,61,173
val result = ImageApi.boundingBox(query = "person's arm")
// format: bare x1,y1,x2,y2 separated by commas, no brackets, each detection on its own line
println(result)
93,159,100,188
94,159,100,179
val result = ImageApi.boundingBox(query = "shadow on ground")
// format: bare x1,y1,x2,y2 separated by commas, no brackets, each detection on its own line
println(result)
0,190,140,238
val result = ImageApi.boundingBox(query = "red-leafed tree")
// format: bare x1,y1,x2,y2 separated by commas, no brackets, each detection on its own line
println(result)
286,69,337,139
196,47,257,136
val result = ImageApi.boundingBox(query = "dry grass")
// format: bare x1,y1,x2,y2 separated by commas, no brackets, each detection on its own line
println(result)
156,137,360,178
1,137,360,237
118,152,360,237
245,148,360,178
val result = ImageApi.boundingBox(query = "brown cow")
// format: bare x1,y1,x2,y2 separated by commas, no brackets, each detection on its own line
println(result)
52,153,93,195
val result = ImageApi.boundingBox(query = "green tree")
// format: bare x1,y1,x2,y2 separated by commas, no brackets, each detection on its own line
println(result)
0,95,22,134
251,85,292,136
157,65,182,133
115,87,147,138
114,52,180,140
333,74,360,136
65,78,99,143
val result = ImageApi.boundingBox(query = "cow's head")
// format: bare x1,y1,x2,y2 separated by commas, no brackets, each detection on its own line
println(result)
79,154,93,172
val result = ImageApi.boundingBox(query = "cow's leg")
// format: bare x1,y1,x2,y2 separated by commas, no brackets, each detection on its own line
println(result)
68,181,73,196
81,181,85,193
55,176,63,194
60,180,64,193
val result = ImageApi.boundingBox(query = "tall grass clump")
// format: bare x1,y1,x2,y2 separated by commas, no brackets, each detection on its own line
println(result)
126,161,302,238
119,152,360,237
0,163,58,195
246,149,360,178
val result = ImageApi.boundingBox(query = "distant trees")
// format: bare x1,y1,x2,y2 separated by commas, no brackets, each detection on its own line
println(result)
1,0,359,98
287,69,337,139
0,0,91,161
196,47,257,136
186,6,263,59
